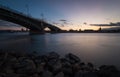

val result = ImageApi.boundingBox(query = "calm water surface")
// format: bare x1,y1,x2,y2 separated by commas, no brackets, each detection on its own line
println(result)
0,33,120,68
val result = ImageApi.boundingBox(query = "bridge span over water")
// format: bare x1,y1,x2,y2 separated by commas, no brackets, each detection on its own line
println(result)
0,5,62,34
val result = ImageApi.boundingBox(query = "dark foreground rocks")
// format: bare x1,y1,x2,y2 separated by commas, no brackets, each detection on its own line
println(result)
0,51,120,77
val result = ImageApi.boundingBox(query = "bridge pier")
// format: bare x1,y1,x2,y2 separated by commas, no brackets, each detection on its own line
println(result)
29,30,45,35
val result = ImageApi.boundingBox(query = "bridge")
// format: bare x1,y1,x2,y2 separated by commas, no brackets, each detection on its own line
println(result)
0,5,62,34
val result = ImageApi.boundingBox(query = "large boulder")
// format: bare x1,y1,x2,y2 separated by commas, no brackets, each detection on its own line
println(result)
61,58,71,67
45,52,60,72
65,53,81,64
16,58,36,74
52,60,62,75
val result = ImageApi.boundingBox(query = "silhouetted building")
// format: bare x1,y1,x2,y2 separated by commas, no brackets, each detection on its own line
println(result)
98,27,102,31
84,29,94,32
79,29,81,32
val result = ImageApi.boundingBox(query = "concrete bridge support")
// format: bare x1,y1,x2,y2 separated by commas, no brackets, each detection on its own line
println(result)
29,30,45,34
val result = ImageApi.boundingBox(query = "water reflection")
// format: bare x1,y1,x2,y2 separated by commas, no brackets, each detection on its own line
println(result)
29,34,51,54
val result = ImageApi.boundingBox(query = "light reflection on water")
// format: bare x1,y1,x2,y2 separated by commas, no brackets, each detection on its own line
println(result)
0,33,120,68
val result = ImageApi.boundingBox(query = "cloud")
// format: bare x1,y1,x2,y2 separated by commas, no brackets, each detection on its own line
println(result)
90,22,120,26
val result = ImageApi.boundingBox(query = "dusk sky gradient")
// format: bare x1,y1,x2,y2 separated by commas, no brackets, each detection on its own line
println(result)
0,0,120,30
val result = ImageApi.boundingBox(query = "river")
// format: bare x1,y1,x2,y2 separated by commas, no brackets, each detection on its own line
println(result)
0,32,120,69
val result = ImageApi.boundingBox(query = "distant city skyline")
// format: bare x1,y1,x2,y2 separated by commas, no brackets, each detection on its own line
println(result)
0,0,120,30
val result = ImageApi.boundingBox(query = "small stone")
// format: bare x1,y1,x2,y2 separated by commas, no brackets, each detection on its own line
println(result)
47,58,62,72
98,65,119,77
37,62,45,73
42,70,53,77
84,72,98,77
61,58,71,67
0,73,6,77
34,57,42,65
40,55,48,62
62,67,73,76
31,73,39,77
4,73,20,77
75,71,83,77
87,62,94,68
75,71,98,77
5,67,14,74
0,52,8,67
47,58,58,66
72,63,81,72
7,57,19,68
55,72,64,77
86,62,94,72
53,60,62,70
47,52,59,60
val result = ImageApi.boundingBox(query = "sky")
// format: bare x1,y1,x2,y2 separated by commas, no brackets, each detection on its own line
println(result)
0,0,120,30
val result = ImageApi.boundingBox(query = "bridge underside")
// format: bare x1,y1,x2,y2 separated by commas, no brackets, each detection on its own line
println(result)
0,7,62,34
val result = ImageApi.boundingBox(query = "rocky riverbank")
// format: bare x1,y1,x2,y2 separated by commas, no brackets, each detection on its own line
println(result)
0,51,120,77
